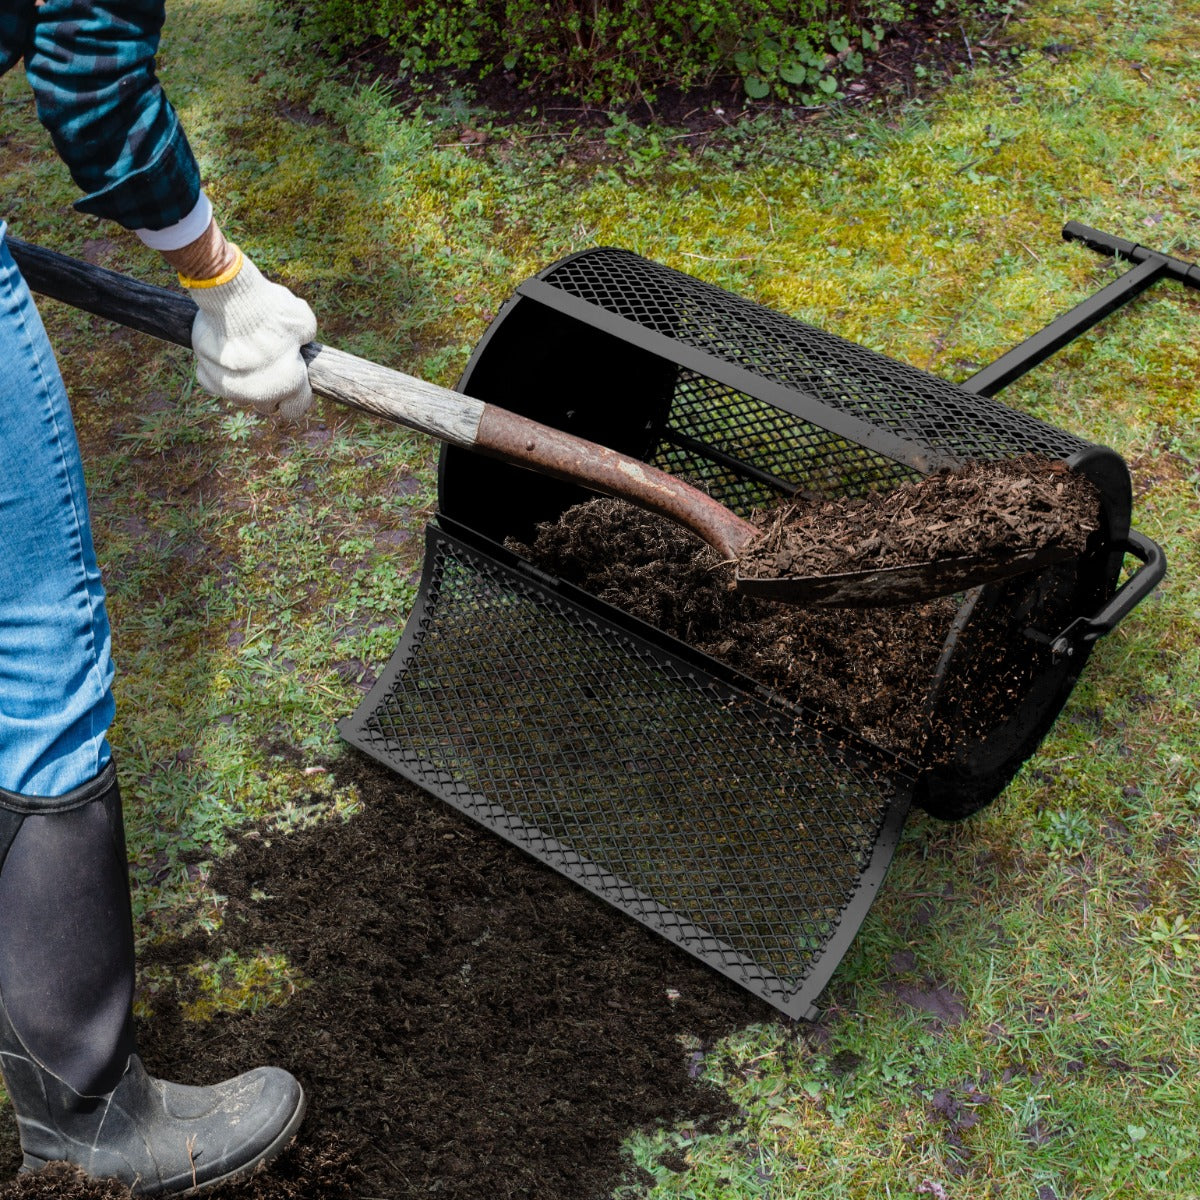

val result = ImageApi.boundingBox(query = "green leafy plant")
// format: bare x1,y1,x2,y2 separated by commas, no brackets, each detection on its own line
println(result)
733,18,885,101
1131,912,1200,980
298,0,922,106
219,409,261,443
1036,805,1091,856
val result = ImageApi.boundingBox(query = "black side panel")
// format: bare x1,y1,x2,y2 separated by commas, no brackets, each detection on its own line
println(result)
340,525,913,1020
440,298,678,547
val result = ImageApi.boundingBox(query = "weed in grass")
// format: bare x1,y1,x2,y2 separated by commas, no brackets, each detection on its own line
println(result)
1129,912,1200,984
219,409,260,442
1035,807,1092,858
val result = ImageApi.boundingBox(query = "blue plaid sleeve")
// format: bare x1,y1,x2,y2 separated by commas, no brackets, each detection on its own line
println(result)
15,0,202,232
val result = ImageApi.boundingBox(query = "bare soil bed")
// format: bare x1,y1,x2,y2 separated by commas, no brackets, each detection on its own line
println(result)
0,754,769,1200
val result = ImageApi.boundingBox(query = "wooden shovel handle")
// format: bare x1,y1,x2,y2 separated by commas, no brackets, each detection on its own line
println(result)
6,236,757,560
5,236,488,447
474,407,755,558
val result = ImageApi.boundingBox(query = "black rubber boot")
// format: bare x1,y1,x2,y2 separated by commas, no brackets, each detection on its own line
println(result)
0,762,306,1195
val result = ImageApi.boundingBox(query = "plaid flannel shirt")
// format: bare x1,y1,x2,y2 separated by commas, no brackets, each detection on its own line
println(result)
1,0,201,232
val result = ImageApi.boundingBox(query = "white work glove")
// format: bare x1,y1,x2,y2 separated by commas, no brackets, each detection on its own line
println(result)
183,248,318,420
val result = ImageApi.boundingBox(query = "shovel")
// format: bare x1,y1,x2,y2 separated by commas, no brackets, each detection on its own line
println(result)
6,237,1072,607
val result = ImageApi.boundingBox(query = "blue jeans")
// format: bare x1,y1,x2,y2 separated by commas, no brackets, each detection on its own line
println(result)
0,224,114,799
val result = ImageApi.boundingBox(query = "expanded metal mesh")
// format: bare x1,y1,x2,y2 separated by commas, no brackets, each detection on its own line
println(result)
652,368,918,506
542,248,1092,471
341,527,910,1019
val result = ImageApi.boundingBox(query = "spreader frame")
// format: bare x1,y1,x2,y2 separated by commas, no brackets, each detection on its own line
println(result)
341,223,1181,1017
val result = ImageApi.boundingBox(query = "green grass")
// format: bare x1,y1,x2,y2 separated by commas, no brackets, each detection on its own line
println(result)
2,0,1198,1195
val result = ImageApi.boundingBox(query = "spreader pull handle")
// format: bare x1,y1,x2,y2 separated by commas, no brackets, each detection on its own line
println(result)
1046,529,1166,657
1063,222,1200,289
1081,529,1167,639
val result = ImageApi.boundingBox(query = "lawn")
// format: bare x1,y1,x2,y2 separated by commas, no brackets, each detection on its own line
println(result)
0,0,1197,1196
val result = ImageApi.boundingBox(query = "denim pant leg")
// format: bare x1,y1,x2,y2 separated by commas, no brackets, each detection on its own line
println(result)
0,227,114,799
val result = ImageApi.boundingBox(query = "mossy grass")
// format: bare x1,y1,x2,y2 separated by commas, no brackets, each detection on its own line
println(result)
1,0,1197,1194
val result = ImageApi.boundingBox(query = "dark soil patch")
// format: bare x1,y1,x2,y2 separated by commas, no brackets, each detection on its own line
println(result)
891,980,969,1028
0,754,770,1200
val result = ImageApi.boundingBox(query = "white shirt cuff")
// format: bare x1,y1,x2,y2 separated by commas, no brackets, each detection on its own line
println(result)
134,192,214,252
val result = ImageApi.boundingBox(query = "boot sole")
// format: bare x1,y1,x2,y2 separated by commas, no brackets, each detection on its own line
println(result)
20,1090,307,1198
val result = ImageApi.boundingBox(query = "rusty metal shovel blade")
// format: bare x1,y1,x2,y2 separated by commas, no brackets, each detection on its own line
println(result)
735,542,1078,607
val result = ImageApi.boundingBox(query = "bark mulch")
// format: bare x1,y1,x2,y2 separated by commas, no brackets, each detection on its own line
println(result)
513,456,1100,761
738,456,1100,580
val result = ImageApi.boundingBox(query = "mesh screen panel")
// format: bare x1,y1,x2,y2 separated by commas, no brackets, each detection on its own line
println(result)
542,248,1092,468
653,369,919,505
345,246,1130,1017
341,528,911,1019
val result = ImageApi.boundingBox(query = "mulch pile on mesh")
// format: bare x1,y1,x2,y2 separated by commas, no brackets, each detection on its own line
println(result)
738,455,1100,580
513,455,1101,759
0,755,768,1200
514,496,955,755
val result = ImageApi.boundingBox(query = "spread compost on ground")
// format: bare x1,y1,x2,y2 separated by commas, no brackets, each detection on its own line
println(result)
0,753,767,1200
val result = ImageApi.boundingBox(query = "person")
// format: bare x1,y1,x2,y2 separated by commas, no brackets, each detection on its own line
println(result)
1,1,316,1192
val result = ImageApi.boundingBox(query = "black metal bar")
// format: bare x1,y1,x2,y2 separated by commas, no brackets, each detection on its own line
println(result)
961,223,1200,398
659,427,806,498
1063,221,1200,287
517,278,953,474
1049,529,1168,655
960,255,1170,397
